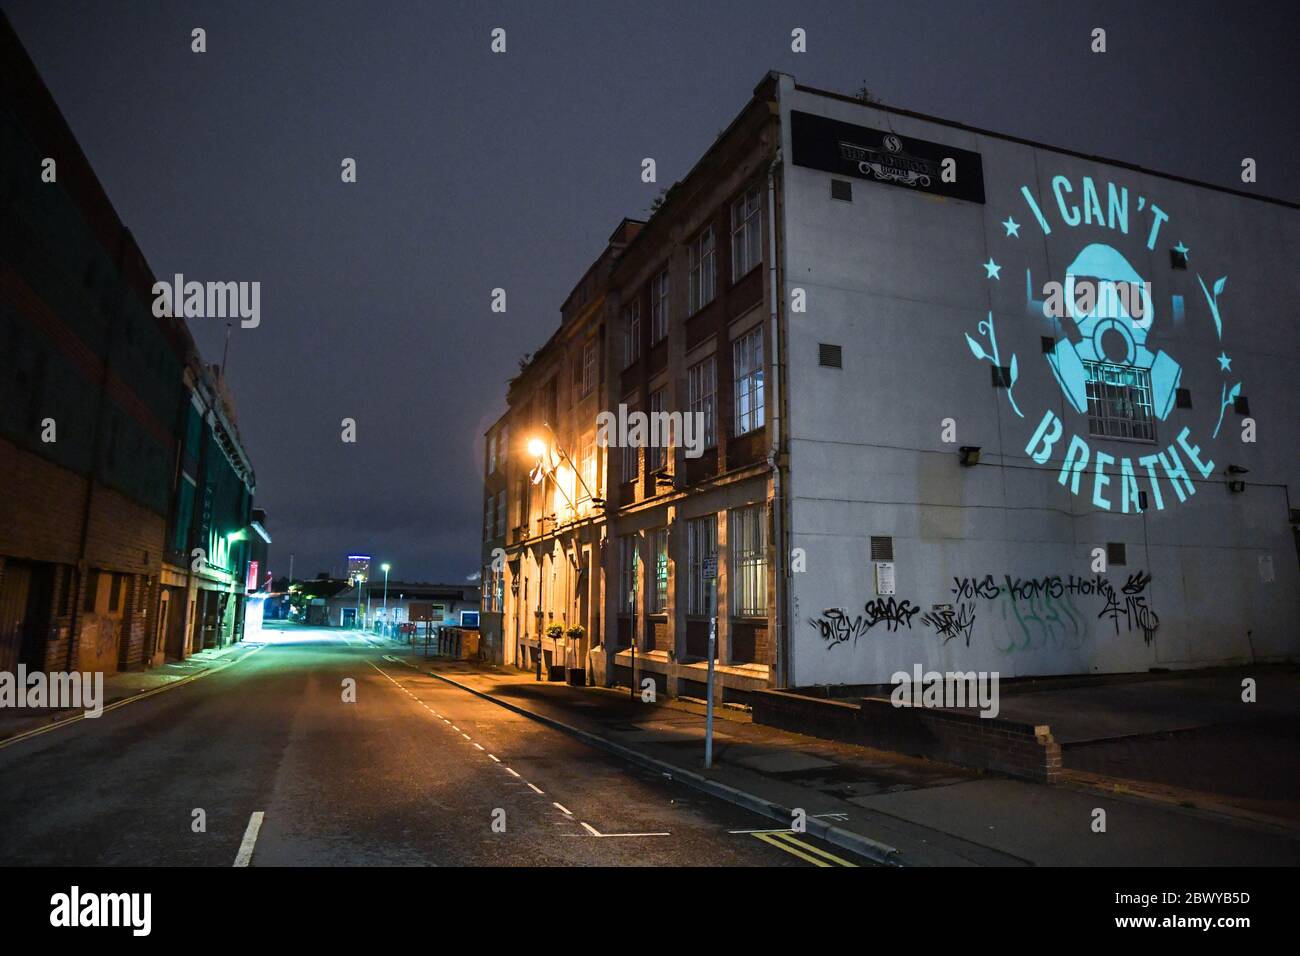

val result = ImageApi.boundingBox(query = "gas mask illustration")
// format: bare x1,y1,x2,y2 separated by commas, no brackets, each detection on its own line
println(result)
1045,242,1181,421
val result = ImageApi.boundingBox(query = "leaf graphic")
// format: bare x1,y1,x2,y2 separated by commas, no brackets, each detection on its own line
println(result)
1213,276,1226,296
965,333,987,361
1228,382,1241,402
1009,353,1019,386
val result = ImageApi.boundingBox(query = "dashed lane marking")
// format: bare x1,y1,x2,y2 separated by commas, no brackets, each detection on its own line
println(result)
233,811,265,867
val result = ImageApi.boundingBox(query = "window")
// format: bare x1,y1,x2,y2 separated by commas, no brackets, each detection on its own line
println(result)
621,404,639,483
730,504,768,618
648,387,667,472
650,269,669,343
619,535,639,614
578,432,596,500
515,477,529,529
499,425,509,464
689,225,716,314
545,377,559,426
483,565,503,613
623,300,641,366
581,339,598,397
484,494,494,540
83,571,99,613
494,490,506,537
488,432,497,474
649,528,668,613
1084,361,1156,442
109,573,123,612
687,514,718,616
732,327,765,436
687,356,717,449
730,188,761,281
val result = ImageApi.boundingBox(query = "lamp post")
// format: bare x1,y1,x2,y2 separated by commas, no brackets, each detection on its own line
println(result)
381,563,391,637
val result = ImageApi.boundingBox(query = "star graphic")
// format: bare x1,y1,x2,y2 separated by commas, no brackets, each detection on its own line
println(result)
1002,217,1020,237
983,258,1001,280
1217,351,1231,371
1174,241,1189,258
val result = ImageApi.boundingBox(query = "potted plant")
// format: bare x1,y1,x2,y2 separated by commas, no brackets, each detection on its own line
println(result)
544,623,566,680
565,624,587,685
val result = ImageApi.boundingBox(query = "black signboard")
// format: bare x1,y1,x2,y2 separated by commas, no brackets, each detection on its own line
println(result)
790,110,985,204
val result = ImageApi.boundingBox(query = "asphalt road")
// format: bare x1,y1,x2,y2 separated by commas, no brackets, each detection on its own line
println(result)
0,626,864,867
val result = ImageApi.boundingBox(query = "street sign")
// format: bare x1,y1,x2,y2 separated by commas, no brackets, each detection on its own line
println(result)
702,556,717,580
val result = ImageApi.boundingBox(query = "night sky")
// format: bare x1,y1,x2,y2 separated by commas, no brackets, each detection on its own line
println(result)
6,0,1297,583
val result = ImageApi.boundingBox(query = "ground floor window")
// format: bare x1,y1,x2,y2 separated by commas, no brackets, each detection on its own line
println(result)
729,503,768,618
686,514,717,616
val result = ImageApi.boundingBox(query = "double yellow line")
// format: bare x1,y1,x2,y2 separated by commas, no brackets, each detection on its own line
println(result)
751,829,859,867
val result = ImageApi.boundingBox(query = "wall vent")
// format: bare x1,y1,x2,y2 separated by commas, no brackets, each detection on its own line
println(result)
818,343,843,368
870,536,894,561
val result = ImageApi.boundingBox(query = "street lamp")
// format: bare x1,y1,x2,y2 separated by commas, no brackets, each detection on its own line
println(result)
381,563,391,637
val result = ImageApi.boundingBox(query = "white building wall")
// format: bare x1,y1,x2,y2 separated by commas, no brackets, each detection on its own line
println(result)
776,76,1300,687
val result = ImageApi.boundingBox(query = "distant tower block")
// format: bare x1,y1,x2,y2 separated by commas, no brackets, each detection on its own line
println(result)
347,554,372,584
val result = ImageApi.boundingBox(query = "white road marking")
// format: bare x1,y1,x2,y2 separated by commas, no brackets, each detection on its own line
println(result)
580,821,671,838
473,743,485,751
527,783,544,795
553,802,573,815
488,754,500,762
0,644,266,751
233,811,265,867
504,767,520,777
461,733,471,740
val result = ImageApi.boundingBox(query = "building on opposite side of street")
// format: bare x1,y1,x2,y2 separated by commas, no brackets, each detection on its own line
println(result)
482,71,1299,697
326,580,480,632
0,13,263,675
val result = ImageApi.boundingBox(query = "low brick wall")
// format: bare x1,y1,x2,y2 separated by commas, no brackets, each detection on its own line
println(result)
752,690,1062,782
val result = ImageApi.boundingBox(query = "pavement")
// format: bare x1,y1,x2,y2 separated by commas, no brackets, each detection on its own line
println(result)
991,670,1300,823
0,624,864,867
392,646,1300,866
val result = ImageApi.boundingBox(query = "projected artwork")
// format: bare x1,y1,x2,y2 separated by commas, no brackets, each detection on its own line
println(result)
965,175,1247,513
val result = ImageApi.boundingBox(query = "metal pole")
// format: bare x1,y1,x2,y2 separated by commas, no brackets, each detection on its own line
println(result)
535,551,543,681
383,569,389,638
705,572,716,768
630,579,637,701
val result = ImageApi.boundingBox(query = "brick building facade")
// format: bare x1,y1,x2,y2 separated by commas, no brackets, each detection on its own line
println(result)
484,71,1298,698
0,13,260,676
